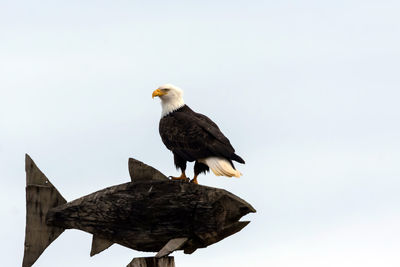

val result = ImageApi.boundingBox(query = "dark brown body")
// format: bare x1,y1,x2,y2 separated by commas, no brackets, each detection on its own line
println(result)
159,105,245,176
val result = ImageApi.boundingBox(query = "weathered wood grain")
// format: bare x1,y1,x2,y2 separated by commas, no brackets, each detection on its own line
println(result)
46,179,255,254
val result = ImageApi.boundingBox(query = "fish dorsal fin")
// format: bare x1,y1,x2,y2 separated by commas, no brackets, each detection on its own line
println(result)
155,237,188,258
90,235,114,257
128,158,168,182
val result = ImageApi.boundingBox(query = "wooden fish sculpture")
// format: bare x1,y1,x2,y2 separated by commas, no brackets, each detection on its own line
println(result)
22,155,255,267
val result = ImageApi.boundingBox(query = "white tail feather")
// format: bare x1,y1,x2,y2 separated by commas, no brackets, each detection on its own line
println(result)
200,157,242,178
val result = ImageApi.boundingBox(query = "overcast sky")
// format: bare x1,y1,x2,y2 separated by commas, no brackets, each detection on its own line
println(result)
1,1,400,266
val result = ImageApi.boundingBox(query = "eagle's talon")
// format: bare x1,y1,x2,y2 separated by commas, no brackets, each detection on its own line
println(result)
190,176,199,185
169,172,188,182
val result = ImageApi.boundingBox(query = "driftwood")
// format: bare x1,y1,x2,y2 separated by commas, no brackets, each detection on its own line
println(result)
22,155,256,267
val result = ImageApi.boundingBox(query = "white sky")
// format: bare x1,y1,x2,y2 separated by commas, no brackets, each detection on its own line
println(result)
1,1,400,266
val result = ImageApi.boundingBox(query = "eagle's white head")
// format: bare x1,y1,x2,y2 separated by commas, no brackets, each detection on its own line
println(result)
152,84,185,117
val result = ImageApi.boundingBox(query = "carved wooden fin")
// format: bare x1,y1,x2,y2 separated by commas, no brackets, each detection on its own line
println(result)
128,158,168,182
90,235,114,256
23,154,67,267
155,237,189,258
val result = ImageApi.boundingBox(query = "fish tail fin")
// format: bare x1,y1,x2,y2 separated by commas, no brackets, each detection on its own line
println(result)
202,157,242,178
22,154,67,267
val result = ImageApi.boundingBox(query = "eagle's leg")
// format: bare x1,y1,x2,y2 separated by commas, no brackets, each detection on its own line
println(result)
191,174,199,185
170,155,189,181
191,161,209,185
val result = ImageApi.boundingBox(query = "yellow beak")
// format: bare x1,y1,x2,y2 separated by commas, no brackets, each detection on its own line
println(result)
152,89,167,98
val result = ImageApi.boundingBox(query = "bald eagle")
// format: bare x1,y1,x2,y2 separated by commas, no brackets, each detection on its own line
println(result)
152,84,245,184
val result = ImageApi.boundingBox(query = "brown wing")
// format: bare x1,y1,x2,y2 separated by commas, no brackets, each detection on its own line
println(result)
159,109,236,162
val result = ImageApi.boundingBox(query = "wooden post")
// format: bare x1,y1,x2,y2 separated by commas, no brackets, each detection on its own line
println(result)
127,257,175,267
